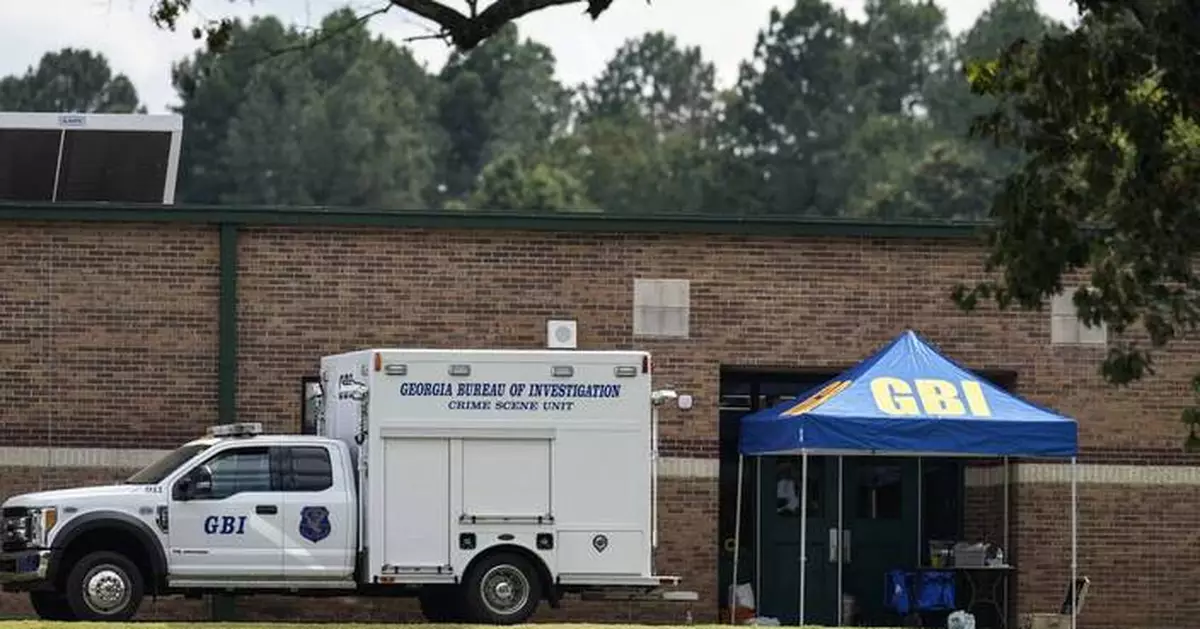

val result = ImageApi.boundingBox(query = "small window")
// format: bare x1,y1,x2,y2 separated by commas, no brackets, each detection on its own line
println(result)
633,278,690,339
205,447,272,499
284,446,333,492
300,376,322,435
1050,289,1107,346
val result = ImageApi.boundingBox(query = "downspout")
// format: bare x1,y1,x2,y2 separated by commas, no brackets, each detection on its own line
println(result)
212,222,239,621
218,222,238,425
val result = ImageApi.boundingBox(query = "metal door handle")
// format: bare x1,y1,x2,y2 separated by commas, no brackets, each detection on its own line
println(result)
828,528,839,563
842,529,852,563
256,505,277,515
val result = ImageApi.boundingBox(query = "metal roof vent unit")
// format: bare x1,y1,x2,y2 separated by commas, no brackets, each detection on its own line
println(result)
0,112,183,204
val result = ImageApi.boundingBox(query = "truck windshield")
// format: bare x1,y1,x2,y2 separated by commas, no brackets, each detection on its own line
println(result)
124,444,211,485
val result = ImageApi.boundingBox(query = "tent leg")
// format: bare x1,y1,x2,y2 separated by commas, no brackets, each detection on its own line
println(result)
916,457,923,563
837,455,844,627
731,454,745,625
756,457,763,607
799,452,808,627
1003,456,1010,552
1070,456,1078,629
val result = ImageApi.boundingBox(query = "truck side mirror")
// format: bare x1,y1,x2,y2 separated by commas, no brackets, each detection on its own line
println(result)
192,467,214,497
172,476,193,501
172,467,214,501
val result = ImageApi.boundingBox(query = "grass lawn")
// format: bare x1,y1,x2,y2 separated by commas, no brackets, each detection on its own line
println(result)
0,624,782,629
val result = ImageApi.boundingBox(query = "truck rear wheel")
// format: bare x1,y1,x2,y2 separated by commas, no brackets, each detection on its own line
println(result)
462,552,541,624
29,590,75,620
63,551,144,621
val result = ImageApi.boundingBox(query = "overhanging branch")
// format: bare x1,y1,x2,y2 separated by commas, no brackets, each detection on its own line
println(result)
387,0,615,50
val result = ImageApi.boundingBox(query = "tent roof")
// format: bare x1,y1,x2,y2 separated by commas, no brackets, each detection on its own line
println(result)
739,330,1078,458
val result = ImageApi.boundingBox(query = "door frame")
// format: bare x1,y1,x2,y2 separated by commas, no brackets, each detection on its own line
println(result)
718,368,839,618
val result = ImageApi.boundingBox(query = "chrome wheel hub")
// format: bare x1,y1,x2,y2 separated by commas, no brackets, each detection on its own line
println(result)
481,565,529,615
83,565,130,614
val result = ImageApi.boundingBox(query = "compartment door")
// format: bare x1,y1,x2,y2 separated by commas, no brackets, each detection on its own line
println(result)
461,438,552,520
383,438,451,570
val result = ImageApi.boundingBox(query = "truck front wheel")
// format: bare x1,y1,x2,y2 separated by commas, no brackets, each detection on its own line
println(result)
29,590,75,620
63,551,145,621
462,552,542,624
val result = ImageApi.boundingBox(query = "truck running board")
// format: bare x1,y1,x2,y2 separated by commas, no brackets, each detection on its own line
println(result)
577,587,700,603
559,573,696,602
557,573,681,587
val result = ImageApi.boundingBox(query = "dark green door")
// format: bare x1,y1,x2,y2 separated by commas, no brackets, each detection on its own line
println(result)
840,457,921,625
757,455,839,625
757,456,922,626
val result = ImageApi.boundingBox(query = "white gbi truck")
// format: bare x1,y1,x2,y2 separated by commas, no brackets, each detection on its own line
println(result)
0,349,695,623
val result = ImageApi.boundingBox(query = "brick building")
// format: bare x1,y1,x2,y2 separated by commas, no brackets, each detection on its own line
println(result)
1,203,1197,628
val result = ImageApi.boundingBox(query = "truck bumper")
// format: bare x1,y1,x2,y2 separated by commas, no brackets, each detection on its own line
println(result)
0,549,51,587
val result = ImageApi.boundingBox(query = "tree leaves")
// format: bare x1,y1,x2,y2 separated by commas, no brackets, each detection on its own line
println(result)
957,0,1200,442
0,48,144,113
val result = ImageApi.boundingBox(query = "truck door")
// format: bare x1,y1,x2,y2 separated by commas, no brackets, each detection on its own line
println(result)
279,445,354,580
168,445,285,580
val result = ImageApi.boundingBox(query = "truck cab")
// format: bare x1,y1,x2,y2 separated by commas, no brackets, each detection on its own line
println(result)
0,423,357,621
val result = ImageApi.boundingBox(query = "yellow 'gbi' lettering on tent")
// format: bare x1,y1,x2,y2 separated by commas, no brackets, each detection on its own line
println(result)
869,377,992,418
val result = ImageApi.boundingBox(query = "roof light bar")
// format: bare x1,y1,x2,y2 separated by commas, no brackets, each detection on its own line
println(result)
206,422,264,439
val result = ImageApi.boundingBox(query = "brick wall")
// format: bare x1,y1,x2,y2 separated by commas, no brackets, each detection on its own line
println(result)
1013,480,1200,629
3,219,1200,627
0,223,219,448
8,222,1200,454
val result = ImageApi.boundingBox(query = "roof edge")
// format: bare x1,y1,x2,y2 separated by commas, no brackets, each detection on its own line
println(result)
0,202,990,239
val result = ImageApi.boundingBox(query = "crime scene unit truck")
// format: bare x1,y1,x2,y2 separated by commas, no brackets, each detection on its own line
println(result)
0,348,694,623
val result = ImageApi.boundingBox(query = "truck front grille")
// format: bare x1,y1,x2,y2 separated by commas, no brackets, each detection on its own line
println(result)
1,508,31,552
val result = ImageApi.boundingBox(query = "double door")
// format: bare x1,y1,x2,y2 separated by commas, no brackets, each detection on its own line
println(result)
757,455,920,626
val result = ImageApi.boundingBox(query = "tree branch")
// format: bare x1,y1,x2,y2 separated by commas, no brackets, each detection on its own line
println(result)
248,5,394,64
153,0,630,54
388,0,610,50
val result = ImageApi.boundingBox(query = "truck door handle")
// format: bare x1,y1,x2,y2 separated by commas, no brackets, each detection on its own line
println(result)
256,505,277,515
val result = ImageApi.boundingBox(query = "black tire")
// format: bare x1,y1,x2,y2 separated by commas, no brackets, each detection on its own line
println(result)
461,552,541,625
63,551,144,622
29,590,75,621
418,585,465,622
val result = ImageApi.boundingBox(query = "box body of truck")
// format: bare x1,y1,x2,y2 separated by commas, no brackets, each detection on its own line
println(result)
319,348,670,594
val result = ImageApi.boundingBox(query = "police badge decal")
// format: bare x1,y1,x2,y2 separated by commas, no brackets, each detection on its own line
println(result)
299,506,331,543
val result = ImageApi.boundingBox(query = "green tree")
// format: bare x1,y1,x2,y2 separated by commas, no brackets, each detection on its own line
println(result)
466,152,595,211
848,0,1060,221
854,0,951,116
953,1,1200,445
0,48,142,113
173,9,442,207
924,0,1061,135
579,31,718,133
172,17,296,203
564,32,720,213
719,0,862,217
436,23,570,203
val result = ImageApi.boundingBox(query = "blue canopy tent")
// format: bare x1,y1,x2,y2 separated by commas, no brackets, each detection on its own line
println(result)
729,330,1080,628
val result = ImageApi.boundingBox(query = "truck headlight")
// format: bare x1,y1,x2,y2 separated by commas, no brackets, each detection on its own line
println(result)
27,508,58,547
